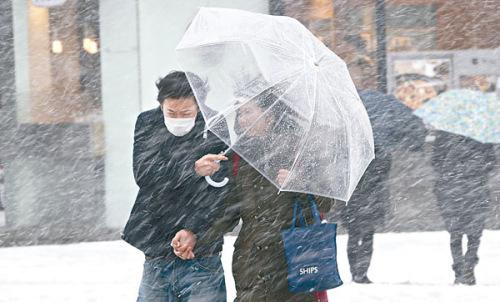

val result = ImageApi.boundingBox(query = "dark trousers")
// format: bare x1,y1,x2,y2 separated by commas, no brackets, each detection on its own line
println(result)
346,228,374,279
450,230,481,271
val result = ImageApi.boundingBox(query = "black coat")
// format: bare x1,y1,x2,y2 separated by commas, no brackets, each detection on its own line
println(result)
121,108,229,258
431,130,496,234
344,90,427,230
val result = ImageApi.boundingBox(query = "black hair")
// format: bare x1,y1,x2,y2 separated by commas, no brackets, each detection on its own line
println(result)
155,71,208,104
156,71,193,103
252,87,281,110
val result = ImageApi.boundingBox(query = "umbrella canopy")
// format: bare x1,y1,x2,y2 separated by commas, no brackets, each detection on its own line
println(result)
176,7,374,201
415,89,500,144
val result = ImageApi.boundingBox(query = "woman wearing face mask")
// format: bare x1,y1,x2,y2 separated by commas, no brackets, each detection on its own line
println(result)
122,71,231,302
209,87,335,302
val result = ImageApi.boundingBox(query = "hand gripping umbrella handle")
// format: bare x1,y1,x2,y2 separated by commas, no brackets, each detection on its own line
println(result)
205,175,229,187
204,148,231,188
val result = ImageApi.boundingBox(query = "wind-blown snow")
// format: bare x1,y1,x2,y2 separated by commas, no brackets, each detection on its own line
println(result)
0,231,498,302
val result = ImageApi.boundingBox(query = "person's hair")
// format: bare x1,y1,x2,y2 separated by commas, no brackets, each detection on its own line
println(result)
156,71,208,104
252,87,281,110
156,71,193,103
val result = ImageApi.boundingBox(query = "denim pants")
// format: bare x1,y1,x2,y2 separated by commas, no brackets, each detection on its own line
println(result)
137,255,226,302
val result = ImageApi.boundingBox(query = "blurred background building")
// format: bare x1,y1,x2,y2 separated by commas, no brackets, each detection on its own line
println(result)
0,0,498,246
273,0,500,232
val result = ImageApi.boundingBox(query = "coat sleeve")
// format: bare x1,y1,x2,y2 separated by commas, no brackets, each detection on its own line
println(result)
132,113,199,189
196,165,242,246
183,161,231,237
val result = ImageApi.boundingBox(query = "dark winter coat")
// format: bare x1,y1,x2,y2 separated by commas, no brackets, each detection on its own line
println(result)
121,108,229,258
431,130,496,234
344,90,427,230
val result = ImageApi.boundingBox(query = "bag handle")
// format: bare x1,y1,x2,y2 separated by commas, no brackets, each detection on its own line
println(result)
291,200,307,231
291,194,322,230
306,194,322,225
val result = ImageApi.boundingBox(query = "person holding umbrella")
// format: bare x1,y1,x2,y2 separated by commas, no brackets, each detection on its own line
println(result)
204,87,334,301
416,89,499,285
245,90,334,301
431,131,496,285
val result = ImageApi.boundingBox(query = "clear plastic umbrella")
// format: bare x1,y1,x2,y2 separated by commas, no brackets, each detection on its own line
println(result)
176,7,374,201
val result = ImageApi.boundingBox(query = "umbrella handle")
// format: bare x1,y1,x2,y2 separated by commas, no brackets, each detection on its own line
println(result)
205,175,229,188
203,148,231,188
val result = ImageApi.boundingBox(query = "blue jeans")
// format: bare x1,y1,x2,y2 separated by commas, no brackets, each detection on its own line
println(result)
137,255,226,302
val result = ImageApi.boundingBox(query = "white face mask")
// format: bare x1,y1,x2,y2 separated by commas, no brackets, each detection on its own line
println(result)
163,116,196,137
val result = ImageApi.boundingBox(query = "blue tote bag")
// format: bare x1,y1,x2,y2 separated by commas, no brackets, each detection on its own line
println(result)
281,194,343,293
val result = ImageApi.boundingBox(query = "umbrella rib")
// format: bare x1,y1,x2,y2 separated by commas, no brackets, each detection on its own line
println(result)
257,40,309,62
280,70,319,190
278,28,313,61
279,27,316,185
318,71,352,193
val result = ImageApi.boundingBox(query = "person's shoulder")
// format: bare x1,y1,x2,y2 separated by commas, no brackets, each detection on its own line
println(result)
138,107,161,119
137,107,162,123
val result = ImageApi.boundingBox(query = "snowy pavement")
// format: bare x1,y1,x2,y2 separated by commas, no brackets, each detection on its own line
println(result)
0,231,499,302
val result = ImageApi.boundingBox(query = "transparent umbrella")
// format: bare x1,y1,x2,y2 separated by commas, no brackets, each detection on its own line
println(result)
176,7,374,201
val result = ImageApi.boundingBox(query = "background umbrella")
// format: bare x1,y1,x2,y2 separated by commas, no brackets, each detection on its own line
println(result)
415,89,500,144
176,7,374,201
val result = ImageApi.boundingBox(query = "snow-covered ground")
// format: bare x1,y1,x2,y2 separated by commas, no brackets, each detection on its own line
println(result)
0,231,499,302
